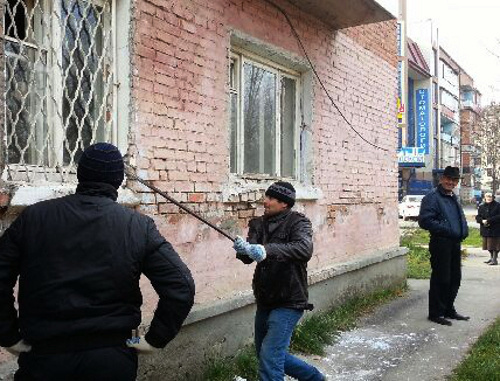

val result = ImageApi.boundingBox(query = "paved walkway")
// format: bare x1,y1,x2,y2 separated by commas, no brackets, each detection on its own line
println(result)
303,248,500,381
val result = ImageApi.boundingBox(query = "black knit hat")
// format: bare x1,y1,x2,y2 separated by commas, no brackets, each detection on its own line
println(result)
265,181,296,208
77,143,124,188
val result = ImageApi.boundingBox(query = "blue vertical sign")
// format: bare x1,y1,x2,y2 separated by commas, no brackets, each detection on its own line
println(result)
416,89,429,154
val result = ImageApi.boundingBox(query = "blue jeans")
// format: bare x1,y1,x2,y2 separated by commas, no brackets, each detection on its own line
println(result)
255,307,324,381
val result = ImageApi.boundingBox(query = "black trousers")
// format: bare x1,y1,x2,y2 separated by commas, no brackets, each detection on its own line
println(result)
15,345,138,381
428,236,462,318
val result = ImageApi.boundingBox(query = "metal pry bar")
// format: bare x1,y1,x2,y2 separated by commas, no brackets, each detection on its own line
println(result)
125,166,236,243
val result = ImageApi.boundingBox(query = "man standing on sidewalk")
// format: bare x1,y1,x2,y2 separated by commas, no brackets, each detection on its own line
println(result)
418,166,469,326
233,182,325,381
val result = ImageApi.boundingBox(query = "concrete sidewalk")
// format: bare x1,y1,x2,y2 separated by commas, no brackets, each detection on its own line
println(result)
303,248,500,381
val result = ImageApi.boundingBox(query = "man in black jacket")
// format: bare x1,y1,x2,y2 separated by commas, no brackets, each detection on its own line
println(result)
0,143,195,380
418,166,469,326
234,182,324,381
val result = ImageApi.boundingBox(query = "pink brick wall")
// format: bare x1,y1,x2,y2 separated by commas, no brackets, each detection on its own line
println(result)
130,0,399,310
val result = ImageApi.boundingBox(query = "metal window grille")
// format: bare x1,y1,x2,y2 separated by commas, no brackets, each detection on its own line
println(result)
3,0,114,182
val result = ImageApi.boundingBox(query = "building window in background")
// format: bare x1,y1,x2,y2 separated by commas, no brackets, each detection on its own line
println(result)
229,51,300,179
3,0,115,180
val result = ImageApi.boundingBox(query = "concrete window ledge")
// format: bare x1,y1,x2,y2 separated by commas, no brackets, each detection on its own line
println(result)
222,174,323,204
6,183,141,213
183,246,407,326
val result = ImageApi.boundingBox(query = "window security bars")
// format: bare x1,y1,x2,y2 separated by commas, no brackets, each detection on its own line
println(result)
3,0,114,182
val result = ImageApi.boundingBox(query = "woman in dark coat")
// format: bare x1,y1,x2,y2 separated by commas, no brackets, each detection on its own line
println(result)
476,193,500,265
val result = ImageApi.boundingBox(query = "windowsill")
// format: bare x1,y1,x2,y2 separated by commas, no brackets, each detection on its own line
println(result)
222,174,322,203
5,182,141,212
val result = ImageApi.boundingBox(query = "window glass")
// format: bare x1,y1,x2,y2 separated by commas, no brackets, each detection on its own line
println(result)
230,52,299,178
280,76,296,178
62,0,109,164
229,58,238,173
243,62,276,175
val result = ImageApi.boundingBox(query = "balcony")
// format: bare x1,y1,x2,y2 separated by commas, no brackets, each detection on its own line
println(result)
461,99,480,113
441,105,459,124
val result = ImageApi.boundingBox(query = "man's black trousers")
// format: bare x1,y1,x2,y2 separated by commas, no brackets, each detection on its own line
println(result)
428,236,462,318
14,345,137,381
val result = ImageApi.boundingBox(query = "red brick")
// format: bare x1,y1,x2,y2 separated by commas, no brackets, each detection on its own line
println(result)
180,19,197,34
169,171,190,181
174,181,194,192
188,193,206,203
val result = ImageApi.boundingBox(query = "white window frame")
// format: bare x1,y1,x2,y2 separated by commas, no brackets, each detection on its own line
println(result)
230,48,301,179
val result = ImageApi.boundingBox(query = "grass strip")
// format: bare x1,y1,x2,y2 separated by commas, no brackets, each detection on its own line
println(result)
400,227,481,279
203,345,259,381
203,283,407,381
401,228,431,279
449,318,500,381
290,284,407,355
462,227,482,247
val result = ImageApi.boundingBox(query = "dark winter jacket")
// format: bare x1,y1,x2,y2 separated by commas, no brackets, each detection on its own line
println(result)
418,185,468,241
475,201,500,237
237,209,313,310
0,182,195,352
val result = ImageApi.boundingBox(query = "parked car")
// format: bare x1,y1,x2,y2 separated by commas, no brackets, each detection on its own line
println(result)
398,195,425,221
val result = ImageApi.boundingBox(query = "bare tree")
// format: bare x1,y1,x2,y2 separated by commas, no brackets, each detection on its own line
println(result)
475,103,500,193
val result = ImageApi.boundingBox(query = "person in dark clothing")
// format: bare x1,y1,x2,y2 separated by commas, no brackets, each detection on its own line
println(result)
475,192,500,265
0,143,195,381
418,166,469,326
233,182,325,381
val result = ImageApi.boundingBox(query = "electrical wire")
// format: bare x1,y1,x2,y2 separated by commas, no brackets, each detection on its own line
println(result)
264,0,390,152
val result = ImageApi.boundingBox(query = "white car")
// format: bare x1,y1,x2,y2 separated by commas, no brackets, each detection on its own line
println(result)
398,195,425,221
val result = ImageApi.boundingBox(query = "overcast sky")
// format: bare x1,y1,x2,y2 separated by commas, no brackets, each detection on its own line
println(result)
375,0,500,105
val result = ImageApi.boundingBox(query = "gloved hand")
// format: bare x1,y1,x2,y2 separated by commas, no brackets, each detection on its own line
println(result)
126,335,158,354
4,340,31,356
233,236,251,254
233,236,266,262
246,244,266,262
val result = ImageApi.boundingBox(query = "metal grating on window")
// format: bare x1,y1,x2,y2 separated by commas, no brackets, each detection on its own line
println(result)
3,0,114,182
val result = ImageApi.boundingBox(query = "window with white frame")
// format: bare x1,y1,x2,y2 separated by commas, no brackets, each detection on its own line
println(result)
3,0,116,180
230,50,300,179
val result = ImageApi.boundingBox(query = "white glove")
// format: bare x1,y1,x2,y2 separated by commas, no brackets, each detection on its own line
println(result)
4,340,31,356
126,335,158,354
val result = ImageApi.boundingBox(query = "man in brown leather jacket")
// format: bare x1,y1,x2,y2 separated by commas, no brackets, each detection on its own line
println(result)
234,181,325,381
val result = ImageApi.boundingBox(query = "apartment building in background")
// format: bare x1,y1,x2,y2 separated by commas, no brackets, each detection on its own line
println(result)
399,18,482,200
0,1,403,378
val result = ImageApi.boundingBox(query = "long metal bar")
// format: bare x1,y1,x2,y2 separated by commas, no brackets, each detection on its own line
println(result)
126,170,235,242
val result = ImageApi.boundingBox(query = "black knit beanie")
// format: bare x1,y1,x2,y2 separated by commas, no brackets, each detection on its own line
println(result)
265,181,296,208
77,143,124,189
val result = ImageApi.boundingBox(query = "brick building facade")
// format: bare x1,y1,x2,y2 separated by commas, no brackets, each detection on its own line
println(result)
0,1,402,378
128,0,399,304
